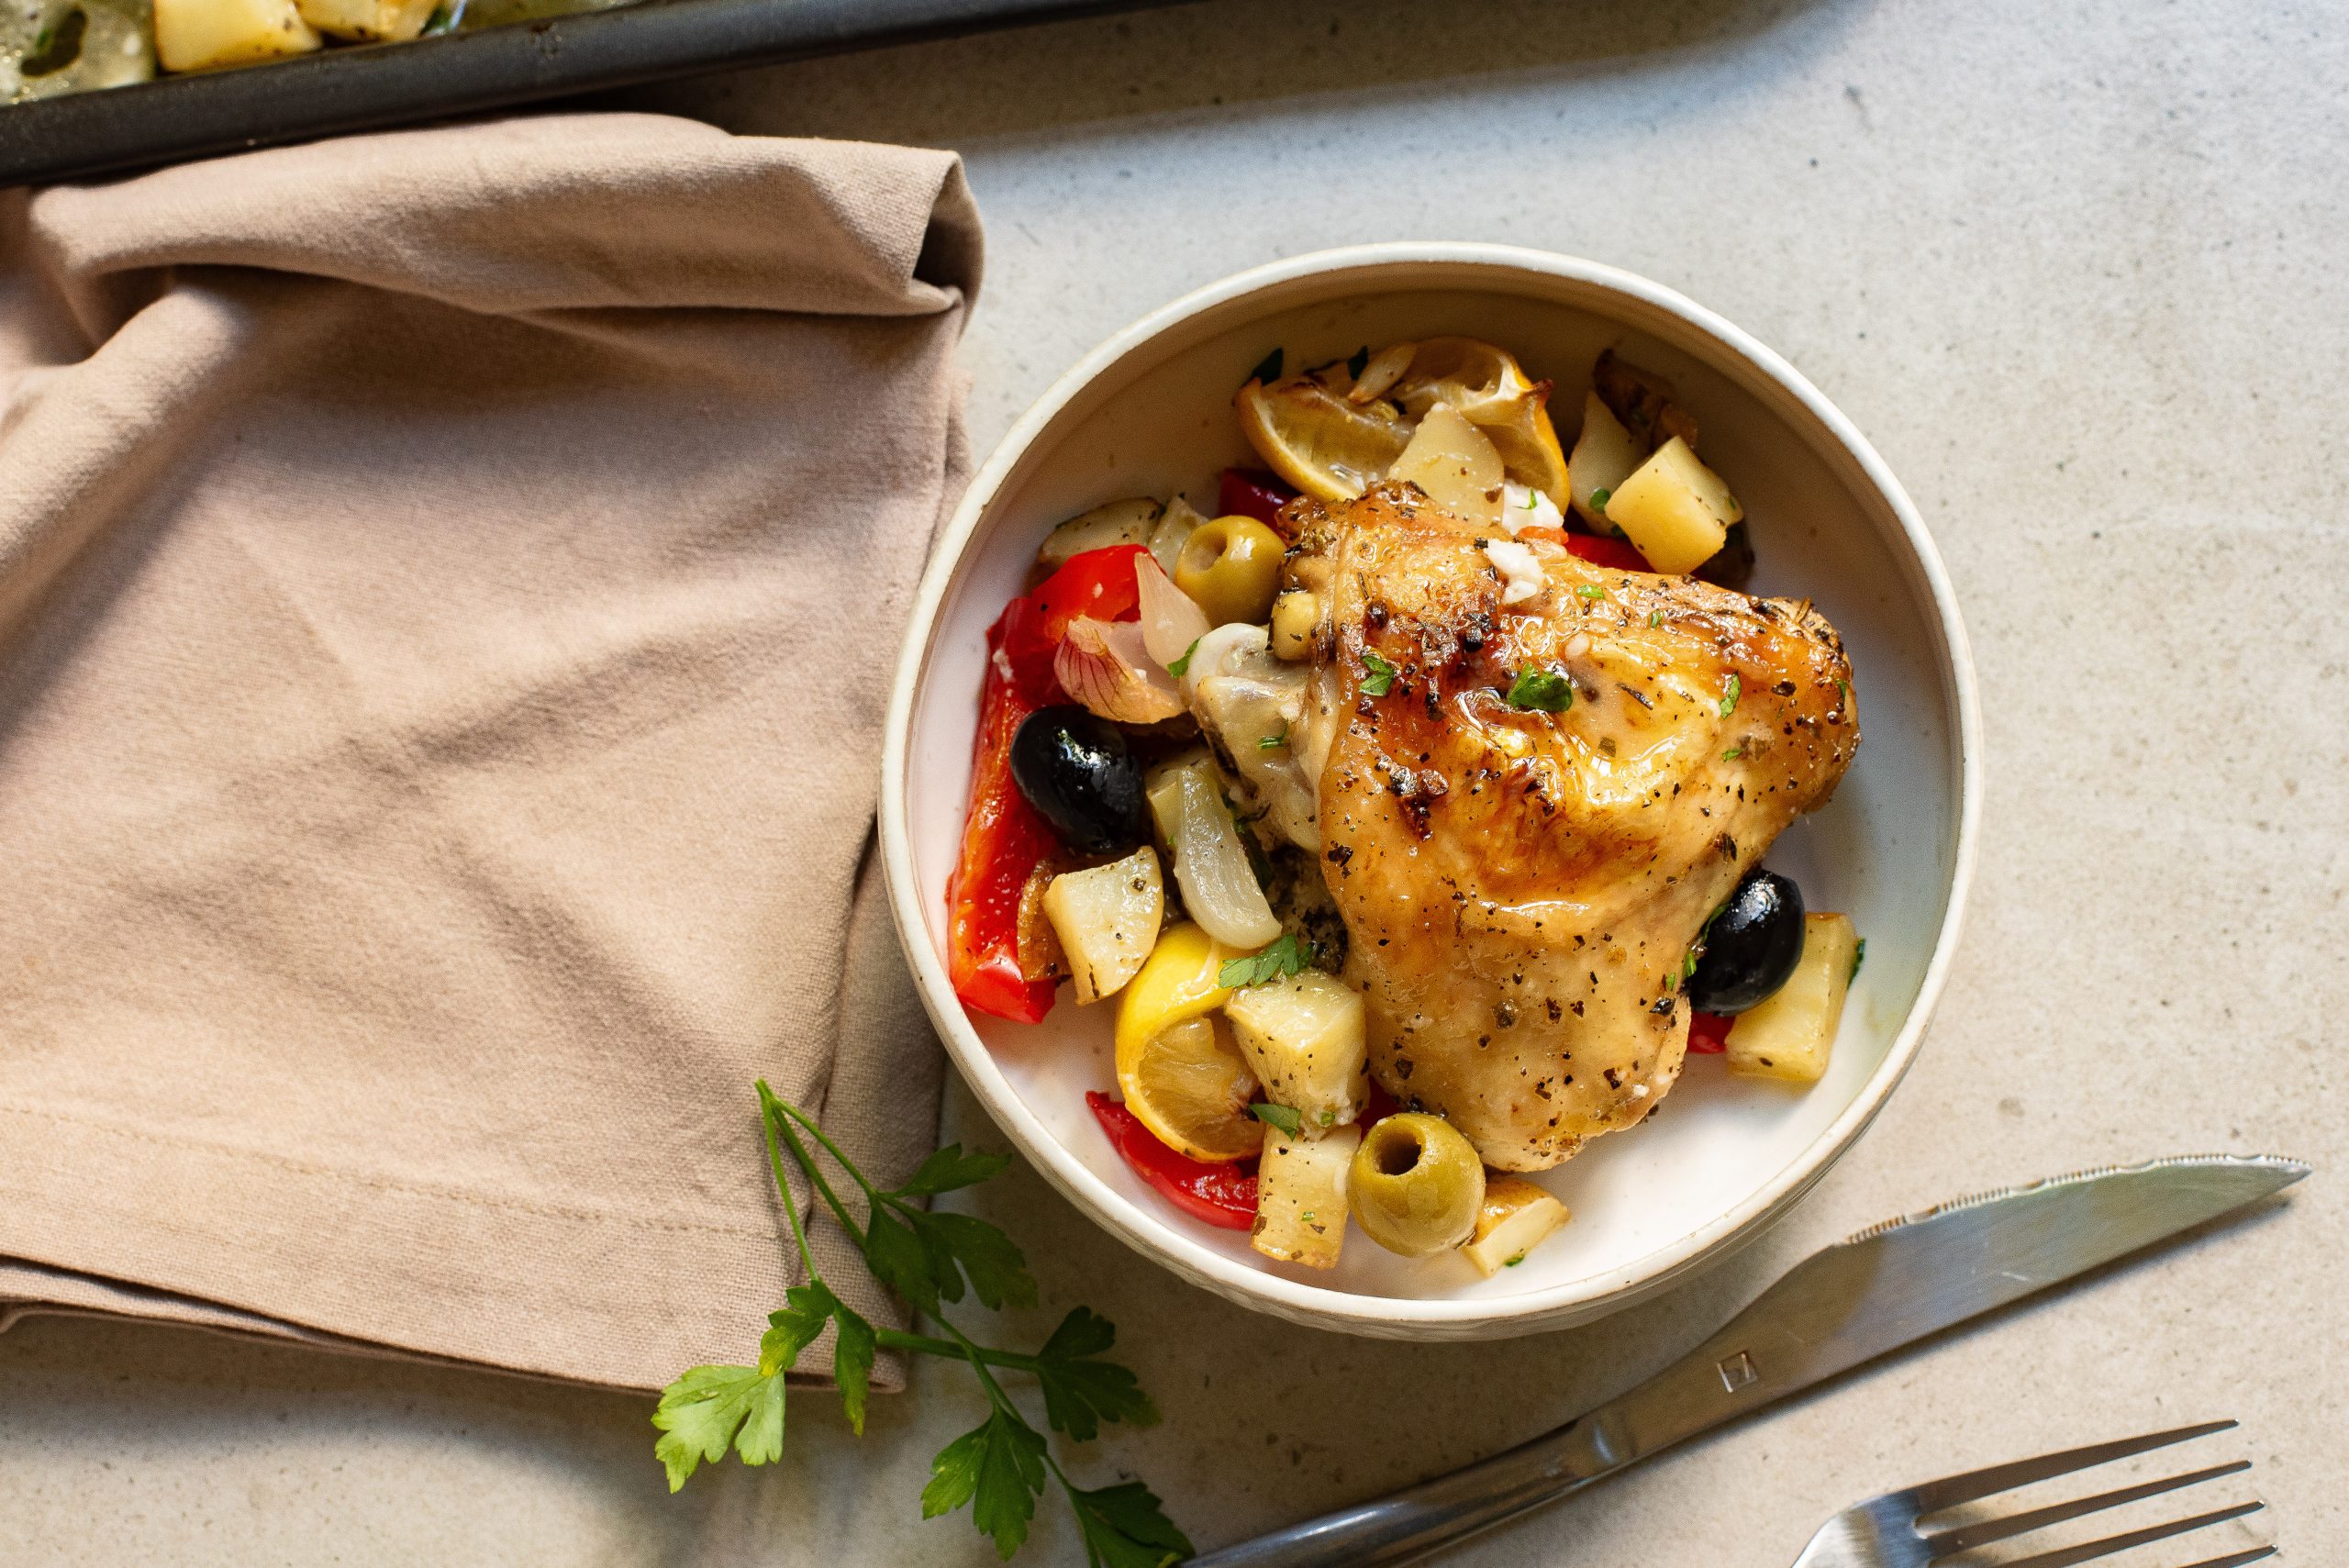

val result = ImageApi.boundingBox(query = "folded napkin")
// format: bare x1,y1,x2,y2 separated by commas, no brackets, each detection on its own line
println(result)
0,113,980,1392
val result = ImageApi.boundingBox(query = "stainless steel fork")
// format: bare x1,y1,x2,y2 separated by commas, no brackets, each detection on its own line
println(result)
1790,1419,2270,1568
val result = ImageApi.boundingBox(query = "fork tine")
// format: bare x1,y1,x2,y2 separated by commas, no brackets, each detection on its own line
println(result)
1908,1419,2237,1512
1987,1500,2266,1568
1924,1461,2252,1555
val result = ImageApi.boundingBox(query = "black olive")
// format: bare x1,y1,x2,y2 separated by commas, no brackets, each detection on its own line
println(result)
1685,870,1805,1015
1008,706,1147,855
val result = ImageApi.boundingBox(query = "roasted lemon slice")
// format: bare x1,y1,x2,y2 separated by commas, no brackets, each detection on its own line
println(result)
1236,375,1413,502
1117,1014,1262,1162
1389,337,1570,506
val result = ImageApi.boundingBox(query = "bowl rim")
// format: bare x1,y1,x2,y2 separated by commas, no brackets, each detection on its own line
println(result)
880,241,1983,1331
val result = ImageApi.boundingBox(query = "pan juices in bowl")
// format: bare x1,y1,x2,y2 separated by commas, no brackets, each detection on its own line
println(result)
882,245,1978,1339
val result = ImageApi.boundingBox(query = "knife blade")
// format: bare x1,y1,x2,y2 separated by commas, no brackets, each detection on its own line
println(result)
1190,1153,2308,1568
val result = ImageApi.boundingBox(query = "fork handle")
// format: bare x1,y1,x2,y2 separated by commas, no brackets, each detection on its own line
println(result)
1186,1407,1631,1567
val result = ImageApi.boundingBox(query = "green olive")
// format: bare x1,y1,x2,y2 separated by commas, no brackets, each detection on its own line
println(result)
1347,1113,1486,1258
1174,515,1286,628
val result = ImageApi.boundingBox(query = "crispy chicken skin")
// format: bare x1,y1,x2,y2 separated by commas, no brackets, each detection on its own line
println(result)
1303,485,1857,1171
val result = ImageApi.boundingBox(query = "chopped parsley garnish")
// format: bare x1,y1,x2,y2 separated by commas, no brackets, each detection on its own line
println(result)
1257,722,1289,751
1503,1252,1526,1267
1575,584,1604,601
1166,638,1200,678
1849,938,1867,984
1248,347,1284,384
1521,489,1541,510
1721,746,1744,761
1345,345,1369,380
1649,610,1664,628
1249,1103,1303,1137
1360,651,1397,697
1719,673,1742,717
1219,931,1315,988
1505,668,1573,713
1588,486,1613,511
1835,676,1851,705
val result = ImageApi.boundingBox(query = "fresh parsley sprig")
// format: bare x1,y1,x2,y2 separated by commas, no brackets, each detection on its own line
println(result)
653,1083,1188,1566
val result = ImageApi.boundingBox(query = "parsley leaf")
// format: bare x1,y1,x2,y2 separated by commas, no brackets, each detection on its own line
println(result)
652,1363,783,1491
1066,1478,1195,1568
1166,637,1199,679
894,1143,1014,1196
1360,650,1397,697
1849,937,1867,984
1219,931,1315,988
1719,673,1742,717
1250,1102,1303,1137
1589,485,1613,510
1257,722,1289,751
1575,584,1604,601
905,1208,1039,1312
1248,347,1284,385
829,1301,876,1434
863,1207,941,1313
1506,668,1573,712
924,1409,1048,1558
763,1282,837,1374
1035,1307,1161,1440
1649,609,1664,628
1722,746,1744,761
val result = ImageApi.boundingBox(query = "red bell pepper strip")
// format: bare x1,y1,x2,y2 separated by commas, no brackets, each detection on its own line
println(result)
1218,468,1297,530
1087,1092,1258,1229
1687,1011,1733,1054
949,546,1153,1023
1033,544,1150,639
946,595,1064,1023
1518,525,1653,573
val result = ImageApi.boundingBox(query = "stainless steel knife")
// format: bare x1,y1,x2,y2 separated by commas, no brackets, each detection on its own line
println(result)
1189,1153,2309,1568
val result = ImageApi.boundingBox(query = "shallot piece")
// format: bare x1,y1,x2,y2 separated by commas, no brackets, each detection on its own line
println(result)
1134,552,1212,669
1348,341,1417,405
1055,617,1186,725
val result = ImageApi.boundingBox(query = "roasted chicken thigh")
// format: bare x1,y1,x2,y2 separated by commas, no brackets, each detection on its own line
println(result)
1203,485,1859,1172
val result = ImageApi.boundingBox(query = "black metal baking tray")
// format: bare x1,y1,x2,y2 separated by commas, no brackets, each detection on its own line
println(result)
0,0,1184,188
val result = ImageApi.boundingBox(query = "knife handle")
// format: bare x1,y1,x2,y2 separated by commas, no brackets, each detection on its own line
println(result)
1186,1323,1757,1568
1184,1404,1625,1568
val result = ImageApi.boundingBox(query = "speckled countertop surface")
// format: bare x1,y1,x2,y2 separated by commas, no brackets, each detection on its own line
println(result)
3,1,2343,1562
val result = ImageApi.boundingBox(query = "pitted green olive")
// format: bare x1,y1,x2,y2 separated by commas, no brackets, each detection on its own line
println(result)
1174,515,1286,628
1347,1113,1486,1258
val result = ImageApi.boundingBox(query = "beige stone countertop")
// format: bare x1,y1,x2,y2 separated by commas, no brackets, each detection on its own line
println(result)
4,0,2343,1562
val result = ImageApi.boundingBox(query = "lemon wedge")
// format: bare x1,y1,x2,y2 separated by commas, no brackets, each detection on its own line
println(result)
1114,922,1261,1162
1389,338,1570,507
1118,1014,1263,1163
1235,375,1413,502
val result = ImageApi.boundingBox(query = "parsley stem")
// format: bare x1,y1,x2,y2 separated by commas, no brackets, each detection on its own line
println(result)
778,1101,887,1208
934,1311,1023,1420
760,1085,862,1239
754,1082,831,1284
874,1328,1041,1373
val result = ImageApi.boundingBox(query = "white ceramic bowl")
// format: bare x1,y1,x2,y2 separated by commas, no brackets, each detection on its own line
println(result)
882,245,1979,1339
